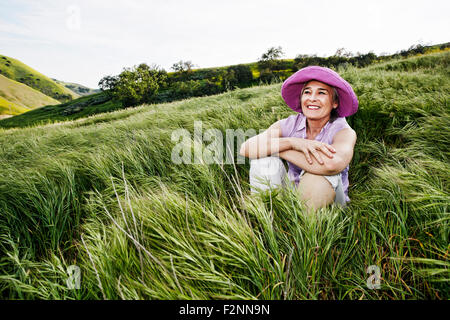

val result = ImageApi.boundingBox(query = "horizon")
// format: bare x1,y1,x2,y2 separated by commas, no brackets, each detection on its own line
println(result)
1,0,449,89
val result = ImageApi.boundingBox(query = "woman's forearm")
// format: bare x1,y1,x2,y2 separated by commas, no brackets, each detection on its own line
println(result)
278,149,338,175
240,136,293,159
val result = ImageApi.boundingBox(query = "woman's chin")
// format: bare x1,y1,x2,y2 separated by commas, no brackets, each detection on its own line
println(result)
303,111,327,120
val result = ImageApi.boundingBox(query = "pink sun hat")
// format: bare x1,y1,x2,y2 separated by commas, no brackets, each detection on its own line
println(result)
281,66,358,117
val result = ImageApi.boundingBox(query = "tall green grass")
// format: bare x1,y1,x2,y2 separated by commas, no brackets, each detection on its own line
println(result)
0,51,448,299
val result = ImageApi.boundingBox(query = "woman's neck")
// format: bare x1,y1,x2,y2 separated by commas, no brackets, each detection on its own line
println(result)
306,116,330,139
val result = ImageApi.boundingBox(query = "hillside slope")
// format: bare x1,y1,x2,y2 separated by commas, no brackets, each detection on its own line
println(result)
0,54,79,102
0,91,118,127
52,78,100,96
0,96,29,116
0,51,448,300
0,74,60,114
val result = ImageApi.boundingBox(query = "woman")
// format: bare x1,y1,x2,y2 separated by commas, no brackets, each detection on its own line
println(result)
239,66,358,210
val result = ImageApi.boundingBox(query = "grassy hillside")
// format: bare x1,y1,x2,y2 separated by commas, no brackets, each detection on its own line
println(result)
0,54,79,102
0,92,120,128
0,74,60,115
0,51,448,300
0,96,29,116
183,59,296,80
2,44,448,128
52,78,100,96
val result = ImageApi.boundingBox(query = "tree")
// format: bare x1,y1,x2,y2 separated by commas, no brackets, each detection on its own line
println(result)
260,46,284,61
112,63,167,107
355,52,377,67
229,65,253,85
98,75,119,94
171,60,196,73
223,65,253,89
334,47,354,58
258,46,285,82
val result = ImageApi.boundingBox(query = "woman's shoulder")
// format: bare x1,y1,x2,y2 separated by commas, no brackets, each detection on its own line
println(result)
327,117,355,140
280,113,303,123
279,113,304,137
330,116,353,130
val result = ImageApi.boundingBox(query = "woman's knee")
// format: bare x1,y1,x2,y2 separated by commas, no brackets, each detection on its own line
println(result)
250,157,285,176
250,156,284,168
297,172,335,208
249,157,286,192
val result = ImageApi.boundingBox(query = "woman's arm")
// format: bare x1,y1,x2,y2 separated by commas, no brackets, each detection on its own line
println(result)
239,121,292,159
239,120,342,166
278,128,357,175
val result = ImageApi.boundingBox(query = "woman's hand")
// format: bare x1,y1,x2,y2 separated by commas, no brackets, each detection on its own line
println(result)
289,138,336,165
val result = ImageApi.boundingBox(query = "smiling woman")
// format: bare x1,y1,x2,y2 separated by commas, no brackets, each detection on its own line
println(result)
302,80,340,122
239,66,358,210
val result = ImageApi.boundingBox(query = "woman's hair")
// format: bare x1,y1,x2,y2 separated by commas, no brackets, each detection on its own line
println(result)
300,82,340,122
329,87,339,122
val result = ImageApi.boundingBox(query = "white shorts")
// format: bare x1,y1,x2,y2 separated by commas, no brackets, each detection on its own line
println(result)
250,156,346,206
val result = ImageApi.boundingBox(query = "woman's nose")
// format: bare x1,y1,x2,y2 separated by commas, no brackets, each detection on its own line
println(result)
309,93,318,100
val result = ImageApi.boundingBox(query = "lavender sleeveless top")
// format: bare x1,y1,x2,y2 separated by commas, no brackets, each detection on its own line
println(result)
279,113,352,202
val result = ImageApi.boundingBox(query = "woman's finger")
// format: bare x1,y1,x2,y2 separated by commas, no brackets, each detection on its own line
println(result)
318,145,334,158
302,148,313,164
317,142,335,152
325,144,337,153
309,148,324,164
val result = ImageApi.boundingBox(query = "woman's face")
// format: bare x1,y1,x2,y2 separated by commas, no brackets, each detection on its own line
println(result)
300,80,338,121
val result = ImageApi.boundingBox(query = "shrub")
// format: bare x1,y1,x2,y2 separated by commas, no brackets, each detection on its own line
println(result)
106,64,167,107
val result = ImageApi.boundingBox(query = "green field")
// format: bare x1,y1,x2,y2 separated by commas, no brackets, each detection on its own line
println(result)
0,51,448,299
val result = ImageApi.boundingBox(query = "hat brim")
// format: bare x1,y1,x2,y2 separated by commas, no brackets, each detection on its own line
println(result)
281,66,358,117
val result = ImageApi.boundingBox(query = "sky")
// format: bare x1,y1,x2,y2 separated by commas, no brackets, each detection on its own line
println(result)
0,0,449,88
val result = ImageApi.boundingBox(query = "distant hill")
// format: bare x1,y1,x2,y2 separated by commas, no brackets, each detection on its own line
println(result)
52,78,100,96
0,74,60,116
0,54,79,102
